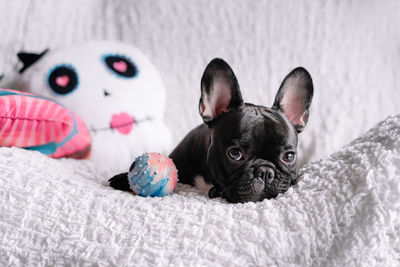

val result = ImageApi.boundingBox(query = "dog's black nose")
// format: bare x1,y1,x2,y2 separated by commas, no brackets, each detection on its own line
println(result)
255,166,275,184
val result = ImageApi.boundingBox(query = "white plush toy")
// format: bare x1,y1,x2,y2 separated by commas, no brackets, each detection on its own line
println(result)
14,41,172,171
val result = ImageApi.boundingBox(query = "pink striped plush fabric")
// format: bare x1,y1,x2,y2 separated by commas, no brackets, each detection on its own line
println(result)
0,88,91,159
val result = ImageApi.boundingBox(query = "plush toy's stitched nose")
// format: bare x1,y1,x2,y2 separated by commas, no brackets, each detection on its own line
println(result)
104,89,111,96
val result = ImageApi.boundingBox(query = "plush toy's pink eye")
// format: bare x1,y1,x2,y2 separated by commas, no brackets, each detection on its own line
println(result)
103,54,138,78
47,65,78,95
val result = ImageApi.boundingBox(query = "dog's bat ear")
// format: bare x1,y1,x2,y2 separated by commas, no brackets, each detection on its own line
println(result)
17,49,49,73
272,67,314,133
199,58,243,124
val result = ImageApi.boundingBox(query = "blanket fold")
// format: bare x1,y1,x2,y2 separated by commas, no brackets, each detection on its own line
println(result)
0,114,399,266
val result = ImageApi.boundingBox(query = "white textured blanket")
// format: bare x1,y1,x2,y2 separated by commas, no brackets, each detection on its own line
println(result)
1,114,399,266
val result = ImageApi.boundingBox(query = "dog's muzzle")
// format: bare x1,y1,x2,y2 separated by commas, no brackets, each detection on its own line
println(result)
221,160,289,203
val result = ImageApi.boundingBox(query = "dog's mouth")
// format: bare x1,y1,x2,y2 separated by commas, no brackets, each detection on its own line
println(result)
211,167,292,203
90,112,153,135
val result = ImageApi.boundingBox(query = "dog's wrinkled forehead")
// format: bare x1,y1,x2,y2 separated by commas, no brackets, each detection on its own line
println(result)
240,105,298,147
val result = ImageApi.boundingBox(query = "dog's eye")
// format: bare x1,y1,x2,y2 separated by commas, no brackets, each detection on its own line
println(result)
227,147,243,161
282,152,296,163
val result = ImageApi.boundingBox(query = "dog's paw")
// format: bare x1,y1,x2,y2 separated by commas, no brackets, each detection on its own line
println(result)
208,186,223,198
108,172,132,192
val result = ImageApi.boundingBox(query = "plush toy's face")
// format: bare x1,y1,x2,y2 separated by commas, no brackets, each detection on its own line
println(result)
16,41,171,171
18,41,166,133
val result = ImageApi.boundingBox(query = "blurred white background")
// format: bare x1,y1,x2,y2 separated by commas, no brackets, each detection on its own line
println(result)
0,0,399,164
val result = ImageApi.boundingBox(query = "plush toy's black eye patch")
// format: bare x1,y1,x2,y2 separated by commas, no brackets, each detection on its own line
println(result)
18,49,49,73
47,65,79,95
103,55,137,78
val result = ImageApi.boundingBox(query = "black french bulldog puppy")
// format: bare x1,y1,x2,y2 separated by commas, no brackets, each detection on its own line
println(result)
109,58,313,203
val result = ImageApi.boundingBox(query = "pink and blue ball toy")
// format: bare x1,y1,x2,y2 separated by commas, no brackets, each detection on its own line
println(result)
127,152,178,197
